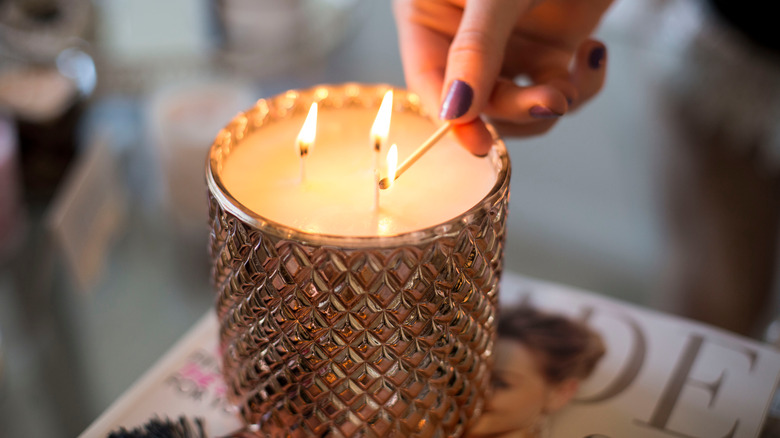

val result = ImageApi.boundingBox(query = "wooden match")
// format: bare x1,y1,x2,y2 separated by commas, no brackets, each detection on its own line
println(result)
378,122,452,189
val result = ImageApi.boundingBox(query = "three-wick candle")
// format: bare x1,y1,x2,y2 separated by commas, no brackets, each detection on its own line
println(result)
220,89,497,237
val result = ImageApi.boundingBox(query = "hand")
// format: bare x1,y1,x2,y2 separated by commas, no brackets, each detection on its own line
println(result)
394,0,614,155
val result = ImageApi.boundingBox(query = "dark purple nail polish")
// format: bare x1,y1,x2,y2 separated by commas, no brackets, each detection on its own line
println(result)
529,105,562,119
439,79,474,120
589,45,606,69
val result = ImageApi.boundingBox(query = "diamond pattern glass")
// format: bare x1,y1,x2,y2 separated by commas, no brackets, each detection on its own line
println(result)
207,84,511,437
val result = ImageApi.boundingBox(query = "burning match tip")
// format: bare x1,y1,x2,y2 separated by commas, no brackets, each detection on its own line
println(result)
378,178,391,190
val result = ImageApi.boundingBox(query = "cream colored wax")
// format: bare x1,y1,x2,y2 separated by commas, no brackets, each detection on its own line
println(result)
221,107,497,237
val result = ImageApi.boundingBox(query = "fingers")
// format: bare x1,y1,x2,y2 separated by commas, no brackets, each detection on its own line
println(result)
393,0,455,116
395,0,608,153
452,118,494,156
450,80,567,153
491,118,559,138
464,78,564,142
439,0,534,123
485,78,568,122
570,39,607,111
480,39,607,140
530,65,580,108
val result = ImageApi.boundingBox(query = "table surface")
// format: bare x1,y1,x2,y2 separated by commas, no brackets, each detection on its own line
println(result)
0,1,704,436
80,274,780,438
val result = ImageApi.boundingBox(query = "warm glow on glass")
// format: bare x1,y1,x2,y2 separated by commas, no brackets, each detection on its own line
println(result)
370,90,393,150
296,103,318,157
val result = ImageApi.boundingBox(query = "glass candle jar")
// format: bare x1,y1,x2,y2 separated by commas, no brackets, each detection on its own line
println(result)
206,83,510,437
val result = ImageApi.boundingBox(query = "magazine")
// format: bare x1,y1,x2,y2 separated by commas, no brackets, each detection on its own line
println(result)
80,273,780,438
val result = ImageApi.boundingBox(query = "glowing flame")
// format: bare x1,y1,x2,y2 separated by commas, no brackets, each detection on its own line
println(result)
296,103,318,157
386,144,398,188
370,90,393,150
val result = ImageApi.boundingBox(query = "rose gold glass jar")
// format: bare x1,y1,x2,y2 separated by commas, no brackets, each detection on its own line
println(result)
206,83,510,437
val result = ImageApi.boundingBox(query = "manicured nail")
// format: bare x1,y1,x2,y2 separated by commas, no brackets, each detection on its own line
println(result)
440,79,474,120
529,105,562,119
589,45,606,69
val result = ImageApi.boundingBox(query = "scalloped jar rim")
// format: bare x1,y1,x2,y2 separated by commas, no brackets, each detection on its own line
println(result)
206,82,511,248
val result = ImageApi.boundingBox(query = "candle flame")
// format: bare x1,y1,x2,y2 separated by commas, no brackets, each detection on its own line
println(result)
297,103,318,157
385,144,398,189
370,90,393,151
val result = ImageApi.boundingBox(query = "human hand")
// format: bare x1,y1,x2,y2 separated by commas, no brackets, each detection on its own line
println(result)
394,0,614,155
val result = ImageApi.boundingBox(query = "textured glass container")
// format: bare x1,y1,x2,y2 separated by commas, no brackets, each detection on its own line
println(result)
206,83,510,437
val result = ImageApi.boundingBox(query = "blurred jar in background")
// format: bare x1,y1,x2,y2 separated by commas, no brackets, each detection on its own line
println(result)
656,0,780,337
0,66,84,202
213,0,366,79
147,79,255,239
0,0,95,202
0,113,25,261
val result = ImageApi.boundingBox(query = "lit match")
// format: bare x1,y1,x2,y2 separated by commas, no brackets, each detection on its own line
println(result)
378,122,451,190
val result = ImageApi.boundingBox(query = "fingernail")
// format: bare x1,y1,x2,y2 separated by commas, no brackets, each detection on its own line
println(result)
440,79,474,120
529,105,562,119
589,45,606,69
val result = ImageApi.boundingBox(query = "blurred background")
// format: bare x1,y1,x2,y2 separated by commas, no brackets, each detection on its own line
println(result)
1,0,778,436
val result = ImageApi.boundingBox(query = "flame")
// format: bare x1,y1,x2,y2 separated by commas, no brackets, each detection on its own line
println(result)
296,103,318,157
386,144,398,188
370,90,393,150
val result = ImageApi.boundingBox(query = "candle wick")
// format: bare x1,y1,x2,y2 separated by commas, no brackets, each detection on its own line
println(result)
372,136,383,210
373,137,382,176
296,102,317,185
299,151,307,183
373,169,380,212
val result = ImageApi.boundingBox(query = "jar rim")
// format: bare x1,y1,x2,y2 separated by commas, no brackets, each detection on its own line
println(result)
206,82,511,248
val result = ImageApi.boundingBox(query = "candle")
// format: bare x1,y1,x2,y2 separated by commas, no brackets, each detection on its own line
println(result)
219,92,497,236
207,84,511,437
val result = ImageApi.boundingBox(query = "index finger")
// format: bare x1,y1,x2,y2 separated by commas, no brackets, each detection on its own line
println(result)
393,0,457,117
440,0,535,122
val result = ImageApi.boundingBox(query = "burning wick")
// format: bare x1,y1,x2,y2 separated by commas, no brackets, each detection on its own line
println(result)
371,90,393,209
378,123,451,190
296,102,318,183
376,145,398,211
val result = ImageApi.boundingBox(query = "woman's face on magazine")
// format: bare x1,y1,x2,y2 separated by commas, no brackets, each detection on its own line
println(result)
468,339,551,436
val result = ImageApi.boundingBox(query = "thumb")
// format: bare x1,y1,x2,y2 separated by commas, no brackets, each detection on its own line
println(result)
439,0,533,123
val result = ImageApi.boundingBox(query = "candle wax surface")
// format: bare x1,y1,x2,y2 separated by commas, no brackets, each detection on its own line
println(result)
221,107,497,237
